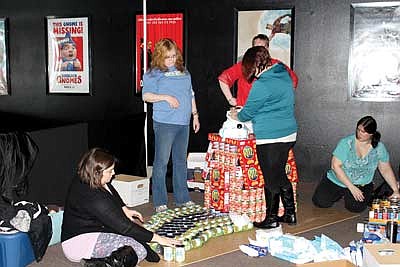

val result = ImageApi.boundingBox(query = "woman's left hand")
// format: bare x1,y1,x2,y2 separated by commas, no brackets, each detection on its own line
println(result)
123,206,143,223
193,116,200,133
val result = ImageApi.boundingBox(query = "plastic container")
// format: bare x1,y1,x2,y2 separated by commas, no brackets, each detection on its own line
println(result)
0,232,35,267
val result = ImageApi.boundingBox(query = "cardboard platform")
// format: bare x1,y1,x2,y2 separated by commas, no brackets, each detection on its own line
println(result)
141,196,360,267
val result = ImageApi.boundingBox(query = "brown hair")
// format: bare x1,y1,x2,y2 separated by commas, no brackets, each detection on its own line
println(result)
77,148,116,189
251,34,269,48
241,46,271,83
150,38,185,72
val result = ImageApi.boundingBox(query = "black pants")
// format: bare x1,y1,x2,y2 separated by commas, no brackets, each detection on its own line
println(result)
312,176,374,213
256,142,295,193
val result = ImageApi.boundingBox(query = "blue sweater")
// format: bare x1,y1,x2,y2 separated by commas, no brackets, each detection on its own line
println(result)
237,63,297,139
143,66,194,126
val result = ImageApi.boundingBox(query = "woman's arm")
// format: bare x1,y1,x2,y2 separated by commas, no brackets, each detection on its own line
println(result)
191,98,200,133
378,161,400,198
122,206,143,223
151,233,182,247
331,156,365,201
142,92,179,108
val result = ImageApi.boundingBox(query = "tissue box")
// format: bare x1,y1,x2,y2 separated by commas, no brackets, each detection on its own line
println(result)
363,243,400,267
111,174,149,207
298,259,355,267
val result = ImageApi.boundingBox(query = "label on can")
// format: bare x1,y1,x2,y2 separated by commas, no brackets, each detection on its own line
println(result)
175,245,185,263
163,246,174,261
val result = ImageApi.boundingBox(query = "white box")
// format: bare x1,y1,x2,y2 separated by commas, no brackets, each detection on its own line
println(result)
187,153,206,189
187,152,207,169
363,244,400,267
111,174,149,207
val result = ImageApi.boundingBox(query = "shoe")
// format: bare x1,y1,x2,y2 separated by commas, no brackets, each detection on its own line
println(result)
81,246,138,267
182,201,195,207
253,188,280,229
155,205,168,213
80,258,110,267
277,185,297,225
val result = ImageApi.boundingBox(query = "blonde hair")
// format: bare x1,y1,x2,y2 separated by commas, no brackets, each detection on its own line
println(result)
150,38,185,72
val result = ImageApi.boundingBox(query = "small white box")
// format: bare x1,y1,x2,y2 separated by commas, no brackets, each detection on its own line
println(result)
363,244,400,267
187,153,207,169
111,174,150,207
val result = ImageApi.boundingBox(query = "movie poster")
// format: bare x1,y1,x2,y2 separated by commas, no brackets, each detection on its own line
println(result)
349,2,400,101
237,9,293,67
135,13,184,94
46,16,90,94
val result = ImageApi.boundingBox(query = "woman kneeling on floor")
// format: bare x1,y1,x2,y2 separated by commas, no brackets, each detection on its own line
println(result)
312,116,400,213
61,148,180,266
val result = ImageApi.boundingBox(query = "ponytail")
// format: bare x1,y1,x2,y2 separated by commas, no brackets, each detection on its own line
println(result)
371,131,381,148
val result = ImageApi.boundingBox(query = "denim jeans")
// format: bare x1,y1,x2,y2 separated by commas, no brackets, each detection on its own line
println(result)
152,121,191,207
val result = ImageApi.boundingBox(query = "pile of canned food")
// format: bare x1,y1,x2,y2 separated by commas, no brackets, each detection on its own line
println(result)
144,205,253,253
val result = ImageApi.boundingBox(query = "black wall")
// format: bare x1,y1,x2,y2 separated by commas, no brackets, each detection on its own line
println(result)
1,0,399,191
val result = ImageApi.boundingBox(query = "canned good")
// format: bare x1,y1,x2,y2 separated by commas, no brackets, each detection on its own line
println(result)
175,245,185,262
163,246,174,261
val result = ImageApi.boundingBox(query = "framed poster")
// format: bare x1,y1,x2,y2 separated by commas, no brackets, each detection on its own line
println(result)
0,18,10,96
236,8,294,67
135,12,184,94
46,16,91,94
349,2,400,101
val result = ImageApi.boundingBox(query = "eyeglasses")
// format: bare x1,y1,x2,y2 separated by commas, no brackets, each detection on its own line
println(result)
164,55,177,60
357,127,372,135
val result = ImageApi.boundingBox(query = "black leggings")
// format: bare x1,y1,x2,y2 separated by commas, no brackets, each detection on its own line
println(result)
312,176,373,213
256,142,295,193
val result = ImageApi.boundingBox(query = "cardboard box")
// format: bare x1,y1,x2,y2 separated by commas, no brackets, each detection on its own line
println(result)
111,174,149,207
187,152,207,186
363,243,400,267
298,259,355,267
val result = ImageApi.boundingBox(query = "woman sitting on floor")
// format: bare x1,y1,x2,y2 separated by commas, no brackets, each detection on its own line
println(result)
312,116,400,212
61,148,180,266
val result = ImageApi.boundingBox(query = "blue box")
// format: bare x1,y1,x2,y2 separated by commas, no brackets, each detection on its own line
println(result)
48,210,64,246
0,232,35,267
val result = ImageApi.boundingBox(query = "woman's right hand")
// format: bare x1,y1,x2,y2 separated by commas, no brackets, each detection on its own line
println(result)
349,185,364,202
152,234,182,247
165,95,179,109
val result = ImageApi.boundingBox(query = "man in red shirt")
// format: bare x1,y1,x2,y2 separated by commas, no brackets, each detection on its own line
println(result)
218,34,298,107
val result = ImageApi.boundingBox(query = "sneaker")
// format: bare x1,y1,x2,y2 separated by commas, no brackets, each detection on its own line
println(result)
155,205,168,213
80,258,110,267
182,201,195,207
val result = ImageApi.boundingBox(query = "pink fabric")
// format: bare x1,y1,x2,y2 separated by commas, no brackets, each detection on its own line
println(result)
61,232,100,262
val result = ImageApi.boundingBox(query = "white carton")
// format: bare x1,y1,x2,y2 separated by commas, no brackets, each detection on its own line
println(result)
187,153,206,190
187,152,207,169
111,174,149,207
363,243,400,267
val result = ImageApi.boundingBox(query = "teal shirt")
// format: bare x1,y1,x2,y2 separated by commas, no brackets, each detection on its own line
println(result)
327,134,389,187
237,63,297,139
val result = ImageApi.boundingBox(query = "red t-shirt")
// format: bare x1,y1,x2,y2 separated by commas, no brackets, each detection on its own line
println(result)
218,59,298,106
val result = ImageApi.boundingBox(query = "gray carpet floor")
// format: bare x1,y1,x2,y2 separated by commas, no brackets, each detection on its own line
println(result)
28,182,366,267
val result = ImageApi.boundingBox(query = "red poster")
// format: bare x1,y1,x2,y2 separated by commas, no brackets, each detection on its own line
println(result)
135,13,184,93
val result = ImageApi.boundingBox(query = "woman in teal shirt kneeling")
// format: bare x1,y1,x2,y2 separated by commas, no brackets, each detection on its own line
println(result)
313,116,400,212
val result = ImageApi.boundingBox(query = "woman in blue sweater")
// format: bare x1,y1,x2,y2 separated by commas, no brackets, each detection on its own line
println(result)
143,38,200,213
230,46,297,229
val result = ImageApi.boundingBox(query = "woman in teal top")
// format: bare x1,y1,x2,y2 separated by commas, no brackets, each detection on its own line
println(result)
230,46,297,229
313,116,400,212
